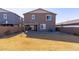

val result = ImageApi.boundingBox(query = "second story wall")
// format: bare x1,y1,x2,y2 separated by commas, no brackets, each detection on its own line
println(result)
0,12,22,24
24,13,56,26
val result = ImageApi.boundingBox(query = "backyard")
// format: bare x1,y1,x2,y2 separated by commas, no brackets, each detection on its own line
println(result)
0,32,79,51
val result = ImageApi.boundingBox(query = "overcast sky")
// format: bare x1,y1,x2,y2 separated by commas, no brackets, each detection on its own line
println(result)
4,8,79,23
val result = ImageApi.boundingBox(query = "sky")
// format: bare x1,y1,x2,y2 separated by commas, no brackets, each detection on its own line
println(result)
4,8,79,23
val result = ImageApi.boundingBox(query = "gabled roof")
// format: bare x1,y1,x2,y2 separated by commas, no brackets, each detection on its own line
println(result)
23,8,57,15
57,19,79,25
0,8,23,18
0,8,23,24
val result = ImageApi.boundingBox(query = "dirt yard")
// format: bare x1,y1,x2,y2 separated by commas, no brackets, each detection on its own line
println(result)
0,32,79,51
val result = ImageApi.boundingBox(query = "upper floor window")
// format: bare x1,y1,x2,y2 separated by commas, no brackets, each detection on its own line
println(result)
3,14,7,19
46,15,52,21
32,15,35,20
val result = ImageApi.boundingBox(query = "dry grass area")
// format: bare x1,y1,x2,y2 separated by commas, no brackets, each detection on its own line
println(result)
0,32,79,51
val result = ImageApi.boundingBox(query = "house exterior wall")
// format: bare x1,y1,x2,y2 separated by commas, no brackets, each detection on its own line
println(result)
0,12,23,35
24,13,56,31
0,12,22,24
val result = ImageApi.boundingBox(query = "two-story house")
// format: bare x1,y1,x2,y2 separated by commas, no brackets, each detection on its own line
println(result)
0,8,23,35
23,8,57,31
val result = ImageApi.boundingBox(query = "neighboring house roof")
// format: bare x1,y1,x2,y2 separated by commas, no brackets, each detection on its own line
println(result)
57,19,79,25
0,8,10,12
23,8,57,15
0,8,22,17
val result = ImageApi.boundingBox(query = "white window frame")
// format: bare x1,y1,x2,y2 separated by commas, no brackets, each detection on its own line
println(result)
46,15,52,21
40,24,46,30
32,15,35,20
3,14,7,19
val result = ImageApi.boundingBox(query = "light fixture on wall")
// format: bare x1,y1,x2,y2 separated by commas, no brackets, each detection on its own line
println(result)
5,20,8,24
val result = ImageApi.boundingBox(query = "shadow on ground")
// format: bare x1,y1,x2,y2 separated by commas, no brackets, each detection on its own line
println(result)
26,31,79,43
0,32,22,39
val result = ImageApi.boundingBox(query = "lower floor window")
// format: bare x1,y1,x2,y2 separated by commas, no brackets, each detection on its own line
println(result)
40,24,46,30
